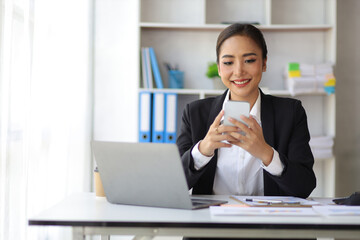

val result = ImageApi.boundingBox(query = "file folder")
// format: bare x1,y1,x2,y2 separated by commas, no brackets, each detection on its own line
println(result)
145,47,153,88
140,47,149,88
138,91,152,142
149,47,164,89
152,92,165,143
164,93,177,143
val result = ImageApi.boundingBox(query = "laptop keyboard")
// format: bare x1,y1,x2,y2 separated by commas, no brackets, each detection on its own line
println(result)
191,198,224,206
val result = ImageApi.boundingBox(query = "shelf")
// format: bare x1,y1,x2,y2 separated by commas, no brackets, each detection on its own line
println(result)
139,88,329,97
140,22,334,31
260,24,333,31
314,156,335,162
138,0,336,199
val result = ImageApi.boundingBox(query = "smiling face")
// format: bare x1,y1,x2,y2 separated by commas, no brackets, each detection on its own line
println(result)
217,35,267,104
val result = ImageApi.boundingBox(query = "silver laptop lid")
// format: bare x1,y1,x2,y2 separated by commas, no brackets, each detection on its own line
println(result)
92,141,194,209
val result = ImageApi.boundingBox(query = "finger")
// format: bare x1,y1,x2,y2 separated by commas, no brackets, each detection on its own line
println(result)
222,133,238,142
212,110,224,127
228,140,243,146
205,138,233,151
228,133,252,149
228,117,251,135
215,125,238,135
219,125,239,133
211,132,237,143
228,117,248,128
240,115,260,130
229,131,247,142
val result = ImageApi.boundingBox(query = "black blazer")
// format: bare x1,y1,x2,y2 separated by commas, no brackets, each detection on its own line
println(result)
176,89,316,198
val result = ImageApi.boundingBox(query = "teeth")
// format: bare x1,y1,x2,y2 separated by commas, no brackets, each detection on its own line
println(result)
234,79,249,84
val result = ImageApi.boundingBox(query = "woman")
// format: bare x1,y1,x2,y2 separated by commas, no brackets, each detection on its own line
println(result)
176,24,316,199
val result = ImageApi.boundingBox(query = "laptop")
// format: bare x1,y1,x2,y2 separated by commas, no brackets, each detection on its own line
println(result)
91,141,227,210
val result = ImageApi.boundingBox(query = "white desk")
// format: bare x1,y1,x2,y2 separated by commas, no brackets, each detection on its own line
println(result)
28,193,360,240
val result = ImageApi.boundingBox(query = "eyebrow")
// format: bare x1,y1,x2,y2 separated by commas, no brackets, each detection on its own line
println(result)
221,53,257,58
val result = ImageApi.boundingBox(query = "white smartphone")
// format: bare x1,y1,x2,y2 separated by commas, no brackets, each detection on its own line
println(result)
223,101,250,127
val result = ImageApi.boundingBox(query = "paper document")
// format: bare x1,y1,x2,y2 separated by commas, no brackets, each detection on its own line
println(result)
313,206,360,216
210,206,318,216
231,196,319,208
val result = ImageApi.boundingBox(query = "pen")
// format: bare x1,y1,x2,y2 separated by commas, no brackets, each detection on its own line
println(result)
164,63,172,71
164,63,179,71
246,198,301,205
246,198,283,204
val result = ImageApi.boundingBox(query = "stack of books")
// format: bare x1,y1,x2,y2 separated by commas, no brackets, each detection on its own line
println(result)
141,47,164,89
284,62,335,96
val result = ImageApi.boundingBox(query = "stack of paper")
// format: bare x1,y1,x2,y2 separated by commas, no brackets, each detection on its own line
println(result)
300,63,316,76
210,205,360,217
309,136,334,159
313,206,360,216
286,76,318,95
210,196,319,216
316,64,334,77
210,206,317,216
284,63,335,96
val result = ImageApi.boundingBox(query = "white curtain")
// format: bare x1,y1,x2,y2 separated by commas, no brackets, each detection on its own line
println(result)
0,0,92,239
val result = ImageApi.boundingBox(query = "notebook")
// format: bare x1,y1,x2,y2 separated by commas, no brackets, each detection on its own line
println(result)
91,141,227,210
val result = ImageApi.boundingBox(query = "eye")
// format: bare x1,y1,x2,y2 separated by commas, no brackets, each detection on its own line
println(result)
245,59,256,63
223,61,233,66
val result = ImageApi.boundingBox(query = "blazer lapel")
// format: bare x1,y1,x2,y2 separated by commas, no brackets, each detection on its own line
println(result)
260,90,275,148
206,89,228,130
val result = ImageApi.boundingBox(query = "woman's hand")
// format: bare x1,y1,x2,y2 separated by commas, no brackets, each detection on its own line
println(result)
198,110,238,157
227,115,274,166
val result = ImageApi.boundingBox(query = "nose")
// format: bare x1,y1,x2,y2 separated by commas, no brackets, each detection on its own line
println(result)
234,61,244,76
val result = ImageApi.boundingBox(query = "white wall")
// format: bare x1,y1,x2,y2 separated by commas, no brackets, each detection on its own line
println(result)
94,0,139,142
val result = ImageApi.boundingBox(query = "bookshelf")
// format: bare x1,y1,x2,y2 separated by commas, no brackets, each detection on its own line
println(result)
138,0,336,197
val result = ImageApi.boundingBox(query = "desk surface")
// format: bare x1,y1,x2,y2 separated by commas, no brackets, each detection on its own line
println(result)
29,193,360,229
29,193,360,239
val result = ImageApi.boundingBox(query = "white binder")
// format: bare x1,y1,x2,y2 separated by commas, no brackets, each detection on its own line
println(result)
138,91,152,142
164,93,177,143
152,92,165,143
